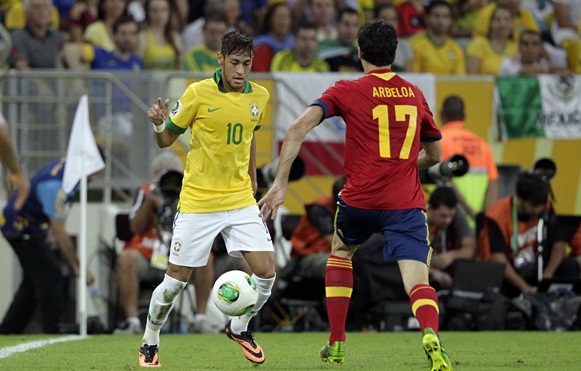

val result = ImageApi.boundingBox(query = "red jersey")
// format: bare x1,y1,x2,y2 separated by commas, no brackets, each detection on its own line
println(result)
313,69,441,210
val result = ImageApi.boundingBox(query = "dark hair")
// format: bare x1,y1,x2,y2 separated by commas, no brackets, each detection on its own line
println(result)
204,11,228,30
97,0,129,21
516,172,548,206
429,187,457,209
375,4,396,19
427,0,452,15
337,7,358,23
295,20,317,36
519,29,541,43
221,29,255,57
442,95,465,122
488,5,513,39
112,14,138,34
260,2,293,34
358,20,397,67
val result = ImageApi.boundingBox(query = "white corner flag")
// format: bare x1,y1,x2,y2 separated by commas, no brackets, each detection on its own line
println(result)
62,95,105,337
63,95,105,193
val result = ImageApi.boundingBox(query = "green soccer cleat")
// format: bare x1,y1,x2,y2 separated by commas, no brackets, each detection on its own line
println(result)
320,341,346,364
422,328,452,371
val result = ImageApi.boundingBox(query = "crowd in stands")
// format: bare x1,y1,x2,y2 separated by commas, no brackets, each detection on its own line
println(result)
0,0,579,73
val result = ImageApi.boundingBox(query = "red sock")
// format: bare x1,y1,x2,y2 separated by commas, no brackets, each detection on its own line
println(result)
409,284,439,334
325,255,353,345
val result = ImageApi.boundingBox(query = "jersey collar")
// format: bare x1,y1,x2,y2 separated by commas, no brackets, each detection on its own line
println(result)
213,68,253,93
368,68,395,81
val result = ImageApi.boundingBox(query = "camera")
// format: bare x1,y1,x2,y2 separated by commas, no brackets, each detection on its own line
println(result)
531,158,556,183
421,154,469,184
155,169,183,232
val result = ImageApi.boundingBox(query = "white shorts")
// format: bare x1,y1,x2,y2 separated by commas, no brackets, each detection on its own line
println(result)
169,204,274,267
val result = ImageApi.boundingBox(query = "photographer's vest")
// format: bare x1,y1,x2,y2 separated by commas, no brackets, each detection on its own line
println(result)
478,196,538,261
291,195,335,258
124,182,158,261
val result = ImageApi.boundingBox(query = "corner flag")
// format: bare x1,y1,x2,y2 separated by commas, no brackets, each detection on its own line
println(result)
62,95,104,337
62,95,104,193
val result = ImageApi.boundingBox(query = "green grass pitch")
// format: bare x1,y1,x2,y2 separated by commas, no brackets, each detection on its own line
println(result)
0,331,578,370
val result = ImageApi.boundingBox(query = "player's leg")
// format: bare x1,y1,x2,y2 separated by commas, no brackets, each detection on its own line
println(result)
140,212,218,367
391,209,451,371
221,205,275,364
191,254,219,333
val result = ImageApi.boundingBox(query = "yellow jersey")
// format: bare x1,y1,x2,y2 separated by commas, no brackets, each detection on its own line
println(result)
409,33,466,74
167,68,270,213
467,36,517,75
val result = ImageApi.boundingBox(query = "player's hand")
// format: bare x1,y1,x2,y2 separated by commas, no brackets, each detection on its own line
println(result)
7,170,30,211
148,98,169,126
86,269,95,286
257,183,286,221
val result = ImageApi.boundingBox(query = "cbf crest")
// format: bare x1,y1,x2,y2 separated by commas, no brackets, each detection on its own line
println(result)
172,239,183,255
249,102,259,122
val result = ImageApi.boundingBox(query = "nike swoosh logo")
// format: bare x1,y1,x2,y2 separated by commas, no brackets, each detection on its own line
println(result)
236,339,264,359
208,107,222,112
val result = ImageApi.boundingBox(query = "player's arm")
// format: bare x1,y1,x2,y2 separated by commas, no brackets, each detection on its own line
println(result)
258,105,324,220
0,115,29,210
248,134,258,196
148,98,180,148
418,141,442,169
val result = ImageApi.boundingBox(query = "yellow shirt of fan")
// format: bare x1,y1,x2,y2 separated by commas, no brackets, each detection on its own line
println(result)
167,68,269,213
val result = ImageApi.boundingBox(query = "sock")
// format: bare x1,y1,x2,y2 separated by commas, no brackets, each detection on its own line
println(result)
194,313,206,322
230,273,275,334
142,274,186,346
325,255,353,345
409,284,439,334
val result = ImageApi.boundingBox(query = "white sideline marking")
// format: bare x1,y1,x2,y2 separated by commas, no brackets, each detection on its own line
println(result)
0,335,87,359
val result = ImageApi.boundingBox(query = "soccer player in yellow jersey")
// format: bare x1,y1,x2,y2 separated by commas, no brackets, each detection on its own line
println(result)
139,30,275,368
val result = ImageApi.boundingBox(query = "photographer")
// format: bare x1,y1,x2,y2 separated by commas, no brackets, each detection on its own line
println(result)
478,172,579,298
114,151,217,334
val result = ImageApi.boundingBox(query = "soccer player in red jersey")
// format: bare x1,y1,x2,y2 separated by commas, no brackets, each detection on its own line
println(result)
258,20,452,370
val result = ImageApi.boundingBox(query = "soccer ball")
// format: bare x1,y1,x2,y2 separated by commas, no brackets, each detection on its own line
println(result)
212,270,258,317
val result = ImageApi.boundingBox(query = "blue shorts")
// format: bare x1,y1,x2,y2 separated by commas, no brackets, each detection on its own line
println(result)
335,196,432,264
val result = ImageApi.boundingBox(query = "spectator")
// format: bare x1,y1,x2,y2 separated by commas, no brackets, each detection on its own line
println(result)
550,0,581,73
83,0,129,52
114,151,218,334
252,2,294,72
478,172,580,298
439,95,499,220
427,186,476,290
397,0,426,37
467,5,518,74
450,0,488,37
63,15,143,71
288,176,346,280
499,29,571,75
9,0,66,69
0,156,99,334
472,0,540,41
310,0,338,43
139,0,182,70
182,12,227,72
0,23,10,67
66,0,98,42
375,4,413,72
571,221,581,274
270,20,330,72
0,112,29,211
409,1,466,75
4,0,61,31
182,0,240,53
317,7,361,72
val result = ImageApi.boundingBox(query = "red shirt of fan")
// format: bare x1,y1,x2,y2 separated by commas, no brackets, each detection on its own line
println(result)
312,69,441,210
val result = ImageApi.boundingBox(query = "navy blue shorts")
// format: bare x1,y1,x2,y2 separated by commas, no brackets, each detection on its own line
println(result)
335,196,432,264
